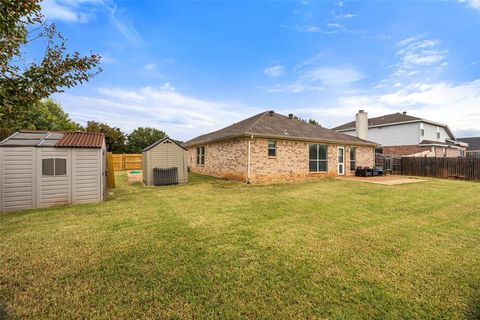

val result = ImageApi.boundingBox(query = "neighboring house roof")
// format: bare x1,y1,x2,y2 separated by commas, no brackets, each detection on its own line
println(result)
183,111,377,147
0,131,105,148
333,112,421,131
332,112,455,139
459,137,480,151
418,139,461,148
142,136,187,152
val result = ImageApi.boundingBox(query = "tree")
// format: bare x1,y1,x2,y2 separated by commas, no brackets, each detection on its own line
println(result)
127,127,166,153
85,121,126,153
293,115,321,126
0,0,101,128
0,99,81,139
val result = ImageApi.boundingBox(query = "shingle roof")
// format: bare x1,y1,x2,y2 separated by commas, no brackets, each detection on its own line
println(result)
459,137,480,151
57,132,104,148
183,111,377,147
332,112,422,131
0,131,104,148
418,139,459,147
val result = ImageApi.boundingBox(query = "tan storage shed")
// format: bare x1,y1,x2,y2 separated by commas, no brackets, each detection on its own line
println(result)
0,131,106,212
142,137,188,185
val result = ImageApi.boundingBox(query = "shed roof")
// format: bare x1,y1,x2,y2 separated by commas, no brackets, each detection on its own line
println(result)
0,131,104,148
57,132,104,148
142,136,187,152
183,111,377,147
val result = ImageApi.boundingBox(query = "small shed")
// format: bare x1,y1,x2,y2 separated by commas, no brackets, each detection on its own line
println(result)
142,136,188,185
0,131,106,212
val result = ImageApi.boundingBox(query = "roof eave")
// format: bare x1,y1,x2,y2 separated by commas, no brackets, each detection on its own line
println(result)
183,133,377,148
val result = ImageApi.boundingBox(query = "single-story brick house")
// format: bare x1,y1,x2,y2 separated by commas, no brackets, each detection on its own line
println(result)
183,111,377,183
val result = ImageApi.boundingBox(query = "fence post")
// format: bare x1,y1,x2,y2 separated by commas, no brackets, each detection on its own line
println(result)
107,152,115,188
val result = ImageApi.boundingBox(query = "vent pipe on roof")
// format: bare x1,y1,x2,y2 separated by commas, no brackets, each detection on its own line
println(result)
403,111,407,115
269,110,274,116
288,113,293,119
356,109,368,140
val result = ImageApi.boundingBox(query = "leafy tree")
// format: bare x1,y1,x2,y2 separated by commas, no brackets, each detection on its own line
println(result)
127,127,166,153
0,99,81,139
292,115,320,126
85,121,126,153
0,0,101,133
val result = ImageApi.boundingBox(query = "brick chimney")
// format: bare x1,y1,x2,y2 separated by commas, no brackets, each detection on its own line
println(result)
356,109,368,140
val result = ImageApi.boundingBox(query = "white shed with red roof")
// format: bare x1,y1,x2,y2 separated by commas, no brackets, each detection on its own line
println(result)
0,131,106,212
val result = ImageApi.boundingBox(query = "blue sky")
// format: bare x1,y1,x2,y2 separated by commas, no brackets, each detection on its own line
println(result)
40,0,480,140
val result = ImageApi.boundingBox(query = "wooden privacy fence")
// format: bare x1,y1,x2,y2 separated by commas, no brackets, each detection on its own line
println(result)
113,154,142,171
401,157,480,181
106,152,115,188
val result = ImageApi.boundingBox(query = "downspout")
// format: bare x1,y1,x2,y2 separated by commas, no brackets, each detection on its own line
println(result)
247,135,253,184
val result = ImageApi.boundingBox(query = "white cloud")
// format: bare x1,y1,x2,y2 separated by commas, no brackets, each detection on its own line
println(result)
108,5,145,47
459,0,480,11
392,35,448,79
335,13,356,19
41,0,103,23
264,65,285,77
263,62,365,93
314,80,480,137
143,63,157,71
54,84,259,141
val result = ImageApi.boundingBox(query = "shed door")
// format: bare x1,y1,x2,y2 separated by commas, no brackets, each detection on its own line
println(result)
37,148,70,208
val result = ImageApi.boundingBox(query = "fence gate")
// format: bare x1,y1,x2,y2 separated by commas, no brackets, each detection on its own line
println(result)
112,154,142,171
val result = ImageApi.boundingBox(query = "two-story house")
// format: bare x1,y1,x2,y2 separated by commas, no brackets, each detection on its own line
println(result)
333,110,467,157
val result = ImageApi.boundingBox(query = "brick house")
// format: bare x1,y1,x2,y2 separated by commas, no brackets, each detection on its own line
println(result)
333,110,467,157
183,111,376,183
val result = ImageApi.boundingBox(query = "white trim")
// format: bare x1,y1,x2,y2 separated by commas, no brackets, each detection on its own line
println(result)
337,146,345,175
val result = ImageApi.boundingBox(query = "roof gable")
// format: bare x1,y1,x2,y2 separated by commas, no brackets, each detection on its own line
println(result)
142,136,187,152
184,111,377,147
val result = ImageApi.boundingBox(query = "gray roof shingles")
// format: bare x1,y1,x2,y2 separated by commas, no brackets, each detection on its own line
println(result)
459,137,480,151
184,111,377,147
332,112,422,131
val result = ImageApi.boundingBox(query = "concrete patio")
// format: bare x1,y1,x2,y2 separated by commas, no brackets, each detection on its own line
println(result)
337,175,427,185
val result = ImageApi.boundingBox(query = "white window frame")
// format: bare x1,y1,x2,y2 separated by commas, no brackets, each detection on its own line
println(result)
268,140,276,158
309,144,328,173
196,146,205,166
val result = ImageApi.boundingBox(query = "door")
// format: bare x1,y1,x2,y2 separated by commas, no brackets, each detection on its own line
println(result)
337,146,345,175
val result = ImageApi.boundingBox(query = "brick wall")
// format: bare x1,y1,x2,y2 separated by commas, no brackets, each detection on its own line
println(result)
188,138,375,183
382,145,466,157
382,145,431,156
187,138,248,181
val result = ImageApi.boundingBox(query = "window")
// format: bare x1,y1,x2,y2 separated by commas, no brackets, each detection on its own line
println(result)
309,144,328,172
436,127,440,139
350,147,356,172
268,140,276,157
420,123,425,136
196,146,205,165
42,158,67,176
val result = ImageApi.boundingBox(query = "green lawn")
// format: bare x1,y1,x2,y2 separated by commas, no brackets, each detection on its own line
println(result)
1,173,479,319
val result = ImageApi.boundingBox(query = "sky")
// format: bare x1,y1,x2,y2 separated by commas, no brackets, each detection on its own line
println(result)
38,0,480,141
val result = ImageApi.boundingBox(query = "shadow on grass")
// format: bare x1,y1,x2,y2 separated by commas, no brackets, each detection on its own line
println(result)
467,295,480,320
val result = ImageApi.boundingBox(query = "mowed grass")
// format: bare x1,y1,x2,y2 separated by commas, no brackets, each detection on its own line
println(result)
0,173,479,319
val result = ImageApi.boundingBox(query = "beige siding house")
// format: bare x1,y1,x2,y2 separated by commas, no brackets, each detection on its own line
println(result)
0,131,106,212
142,137,188,185
184,111,377,183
